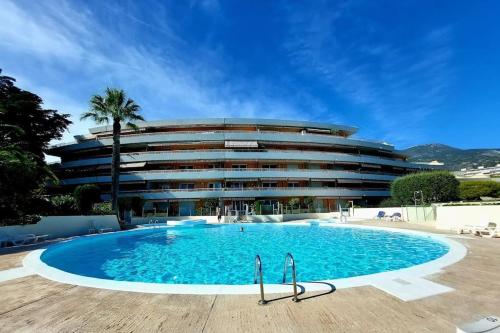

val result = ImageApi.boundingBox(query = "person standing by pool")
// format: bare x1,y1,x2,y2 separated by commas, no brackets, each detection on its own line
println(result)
217,206,222,223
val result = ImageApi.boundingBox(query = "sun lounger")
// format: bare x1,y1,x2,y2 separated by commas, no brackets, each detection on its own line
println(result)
460,220,492,235
474,222,499,238
376,211,386,219
88,221,113,234
385,212,402,221
0,231,46,247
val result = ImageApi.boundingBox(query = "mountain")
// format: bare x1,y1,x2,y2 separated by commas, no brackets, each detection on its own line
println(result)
400,144,500,170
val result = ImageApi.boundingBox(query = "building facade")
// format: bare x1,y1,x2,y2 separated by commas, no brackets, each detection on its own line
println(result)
48,118,429,216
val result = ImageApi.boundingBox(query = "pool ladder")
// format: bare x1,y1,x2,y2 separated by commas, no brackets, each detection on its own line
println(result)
282,253,300,302
253,253,300,305
254,255,267,305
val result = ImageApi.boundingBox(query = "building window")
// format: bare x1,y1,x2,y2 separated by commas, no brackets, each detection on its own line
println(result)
262,164,277,169
179,165,193,170
208,163,223,169
287,182,299,188
179,183,195,190
228,182,244,189
262,182,277,188
232,164,247,170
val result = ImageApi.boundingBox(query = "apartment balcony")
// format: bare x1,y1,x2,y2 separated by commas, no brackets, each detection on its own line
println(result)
56,149,417,170
48,130,393,154
114,187,390,200
58,168,398,185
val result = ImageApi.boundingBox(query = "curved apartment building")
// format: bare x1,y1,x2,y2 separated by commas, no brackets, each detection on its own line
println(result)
48,118,427,216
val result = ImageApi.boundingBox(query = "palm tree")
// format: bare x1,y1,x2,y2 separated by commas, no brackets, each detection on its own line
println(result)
81,88,144,212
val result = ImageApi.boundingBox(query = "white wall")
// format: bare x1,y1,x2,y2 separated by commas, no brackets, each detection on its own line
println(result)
132,212,339,224
131,216,219,225
0,215,120,239
350,207,403,219
350,205,500,231
435,205,500,230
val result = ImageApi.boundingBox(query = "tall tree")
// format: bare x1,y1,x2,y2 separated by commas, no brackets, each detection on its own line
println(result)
0,69,71,225
0,70,71,161
81,88,143,212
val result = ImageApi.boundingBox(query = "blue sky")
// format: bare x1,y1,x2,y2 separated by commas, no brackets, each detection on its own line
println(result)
1,0,499,151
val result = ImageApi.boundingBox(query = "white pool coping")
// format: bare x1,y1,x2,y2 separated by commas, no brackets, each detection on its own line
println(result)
22,222,467,300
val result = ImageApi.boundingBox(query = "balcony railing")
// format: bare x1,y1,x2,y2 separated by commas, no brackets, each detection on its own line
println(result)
118,187,390,194
59,148,406,165
51,130,393,151
117,168,403,176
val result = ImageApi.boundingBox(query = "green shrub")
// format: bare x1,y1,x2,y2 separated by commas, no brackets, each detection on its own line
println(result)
288,198,300,208
254,200,262,214
49,195,78,216
92,202,113,215
379,197,400,207
391,171,459,205
459,181,500,201
73,184,101,214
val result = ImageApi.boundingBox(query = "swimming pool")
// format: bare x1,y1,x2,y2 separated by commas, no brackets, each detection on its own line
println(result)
38,223,450,286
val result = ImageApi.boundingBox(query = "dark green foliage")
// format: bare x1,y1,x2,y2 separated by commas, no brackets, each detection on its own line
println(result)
49,195,78,216
303,197,314,207
203,199,218,209
0,146,46,225
0,70,70,226
459,181,500,201
391,171,460,205
0,70,71,159
379,197,400,207
73,184,101,214
92,202,113,215
288,198,300,208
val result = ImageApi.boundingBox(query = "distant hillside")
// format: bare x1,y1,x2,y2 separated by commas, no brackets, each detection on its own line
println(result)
401,144,500,170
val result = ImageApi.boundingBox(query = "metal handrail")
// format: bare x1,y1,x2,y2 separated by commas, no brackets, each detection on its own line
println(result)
282,253,299,302
254,255,267,305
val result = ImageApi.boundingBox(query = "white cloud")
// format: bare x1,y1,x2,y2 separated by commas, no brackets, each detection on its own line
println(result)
0,0,314,149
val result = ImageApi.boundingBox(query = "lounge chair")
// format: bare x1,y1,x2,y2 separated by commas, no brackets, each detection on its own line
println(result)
385,212,402,221
474,222,499,238
460,220,492,235
0,231,47,247
88,221,113,234
375,211,386,219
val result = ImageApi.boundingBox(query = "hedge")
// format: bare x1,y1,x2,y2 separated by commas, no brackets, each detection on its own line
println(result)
391,171,459,205
459,181,500,201
73,184,101,214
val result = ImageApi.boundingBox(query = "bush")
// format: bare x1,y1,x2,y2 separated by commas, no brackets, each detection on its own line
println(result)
391,171,459,205
288,198,300,208
73,184,101,214
92,202,113,215
459,181,500,201
49,195,78,215
379,197,400,208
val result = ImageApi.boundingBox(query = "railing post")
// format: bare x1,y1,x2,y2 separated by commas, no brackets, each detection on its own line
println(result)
282,253,300,302
254,255,267,305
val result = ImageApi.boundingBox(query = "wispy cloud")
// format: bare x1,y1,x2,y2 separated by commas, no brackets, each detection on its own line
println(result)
0,0,310,148
283,2,454,146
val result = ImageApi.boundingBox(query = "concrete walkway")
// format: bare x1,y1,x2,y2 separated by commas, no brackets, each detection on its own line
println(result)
0,221,499,332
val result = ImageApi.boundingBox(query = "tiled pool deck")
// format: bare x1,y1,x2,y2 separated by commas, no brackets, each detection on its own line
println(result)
0,220,499,332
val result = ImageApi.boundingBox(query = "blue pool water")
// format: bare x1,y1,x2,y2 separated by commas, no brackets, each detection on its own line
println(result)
41,224,449,285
